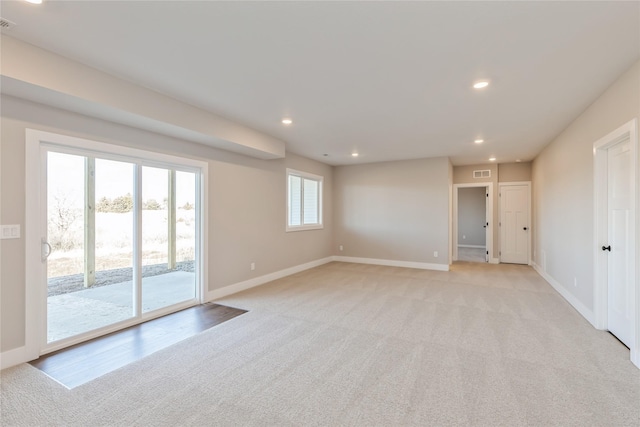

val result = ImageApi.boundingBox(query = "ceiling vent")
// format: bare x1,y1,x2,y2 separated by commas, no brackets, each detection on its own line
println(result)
473,170,491,179
0,18,17,30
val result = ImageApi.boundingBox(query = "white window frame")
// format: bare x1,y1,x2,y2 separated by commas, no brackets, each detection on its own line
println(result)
286,168,323,232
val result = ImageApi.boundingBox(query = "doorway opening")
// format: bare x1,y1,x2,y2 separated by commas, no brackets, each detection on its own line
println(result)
453,183,492,263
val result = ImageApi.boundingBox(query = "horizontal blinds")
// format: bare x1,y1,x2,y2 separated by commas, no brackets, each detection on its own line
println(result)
302,178,318,224
289,175,302,226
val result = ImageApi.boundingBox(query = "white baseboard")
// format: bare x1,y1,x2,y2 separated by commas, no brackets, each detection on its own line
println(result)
207,255,450,302
457,244,485,249
489,258,500,264
0,345,30,370
332,256,449,271
206,257,334,301
632,348,640,369
532,262,596,327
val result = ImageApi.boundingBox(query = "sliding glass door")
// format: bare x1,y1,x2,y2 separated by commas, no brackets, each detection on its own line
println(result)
141,167,197,313
46,153,136,342
44,146,201,347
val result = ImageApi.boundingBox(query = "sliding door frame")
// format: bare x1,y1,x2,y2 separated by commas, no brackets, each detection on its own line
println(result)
25,129,208,358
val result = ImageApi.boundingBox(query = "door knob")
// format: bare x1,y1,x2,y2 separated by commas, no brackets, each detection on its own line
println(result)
523,227,528,231
602,245,611,252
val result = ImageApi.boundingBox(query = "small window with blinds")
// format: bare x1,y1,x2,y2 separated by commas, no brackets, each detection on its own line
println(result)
287,169,323,231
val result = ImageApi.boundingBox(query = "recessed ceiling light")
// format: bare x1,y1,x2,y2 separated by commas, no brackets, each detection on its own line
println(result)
351,153,359,157
473,81,490,89
281,118,292,125
474,139,484,144
24,0,43,4
489,157,496,161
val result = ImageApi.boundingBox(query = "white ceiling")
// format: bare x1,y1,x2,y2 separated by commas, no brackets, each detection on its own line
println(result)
1,1,639,166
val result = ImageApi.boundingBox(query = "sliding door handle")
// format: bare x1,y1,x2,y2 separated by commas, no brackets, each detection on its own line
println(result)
41,238,52,261
602,245,611,252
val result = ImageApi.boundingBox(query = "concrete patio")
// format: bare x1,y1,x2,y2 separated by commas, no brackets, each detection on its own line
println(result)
47,271,196,342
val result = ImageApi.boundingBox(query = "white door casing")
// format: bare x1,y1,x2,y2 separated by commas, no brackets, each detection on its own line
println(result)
452,183,493,263
484,192,490,263
606,138,633,347
499,183,530,265
594,118,637,368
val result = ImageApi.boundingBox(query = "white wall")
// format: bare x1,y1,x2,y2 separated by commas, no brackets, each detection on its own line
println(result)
532,60,639,317
458,187,486,246
0,95,333,353
333,157,450,267
499,162,532,182
1,36,285,159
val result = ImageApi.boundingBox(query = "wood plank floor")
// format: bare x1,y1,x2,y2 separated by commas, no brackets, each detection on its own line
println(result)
30,303,247,389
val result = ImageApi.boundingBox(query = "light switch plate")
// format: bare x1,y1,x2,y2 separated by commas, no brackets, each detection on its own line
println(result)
1,224,20,239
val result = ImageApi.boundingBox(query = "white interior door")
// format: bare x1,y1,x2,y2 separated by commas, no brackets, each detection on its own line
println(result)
500,184,530,264
606,137,633,347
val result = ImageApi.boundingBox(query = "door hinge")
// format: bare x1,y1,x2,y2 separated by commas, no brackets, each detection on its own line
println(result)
499,222,501,226
499,251,501,256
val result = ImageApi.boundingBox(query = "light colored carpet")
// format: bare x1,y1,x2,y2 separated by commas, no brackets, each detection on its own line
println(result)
1,261,638,426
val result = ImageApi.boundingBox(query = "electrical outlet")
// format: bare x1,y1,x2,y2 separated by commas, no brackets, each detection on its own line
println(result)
462,235,466,240
339,245,344,251
250,262,255,271
574,277,578,288
433,251,438,258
